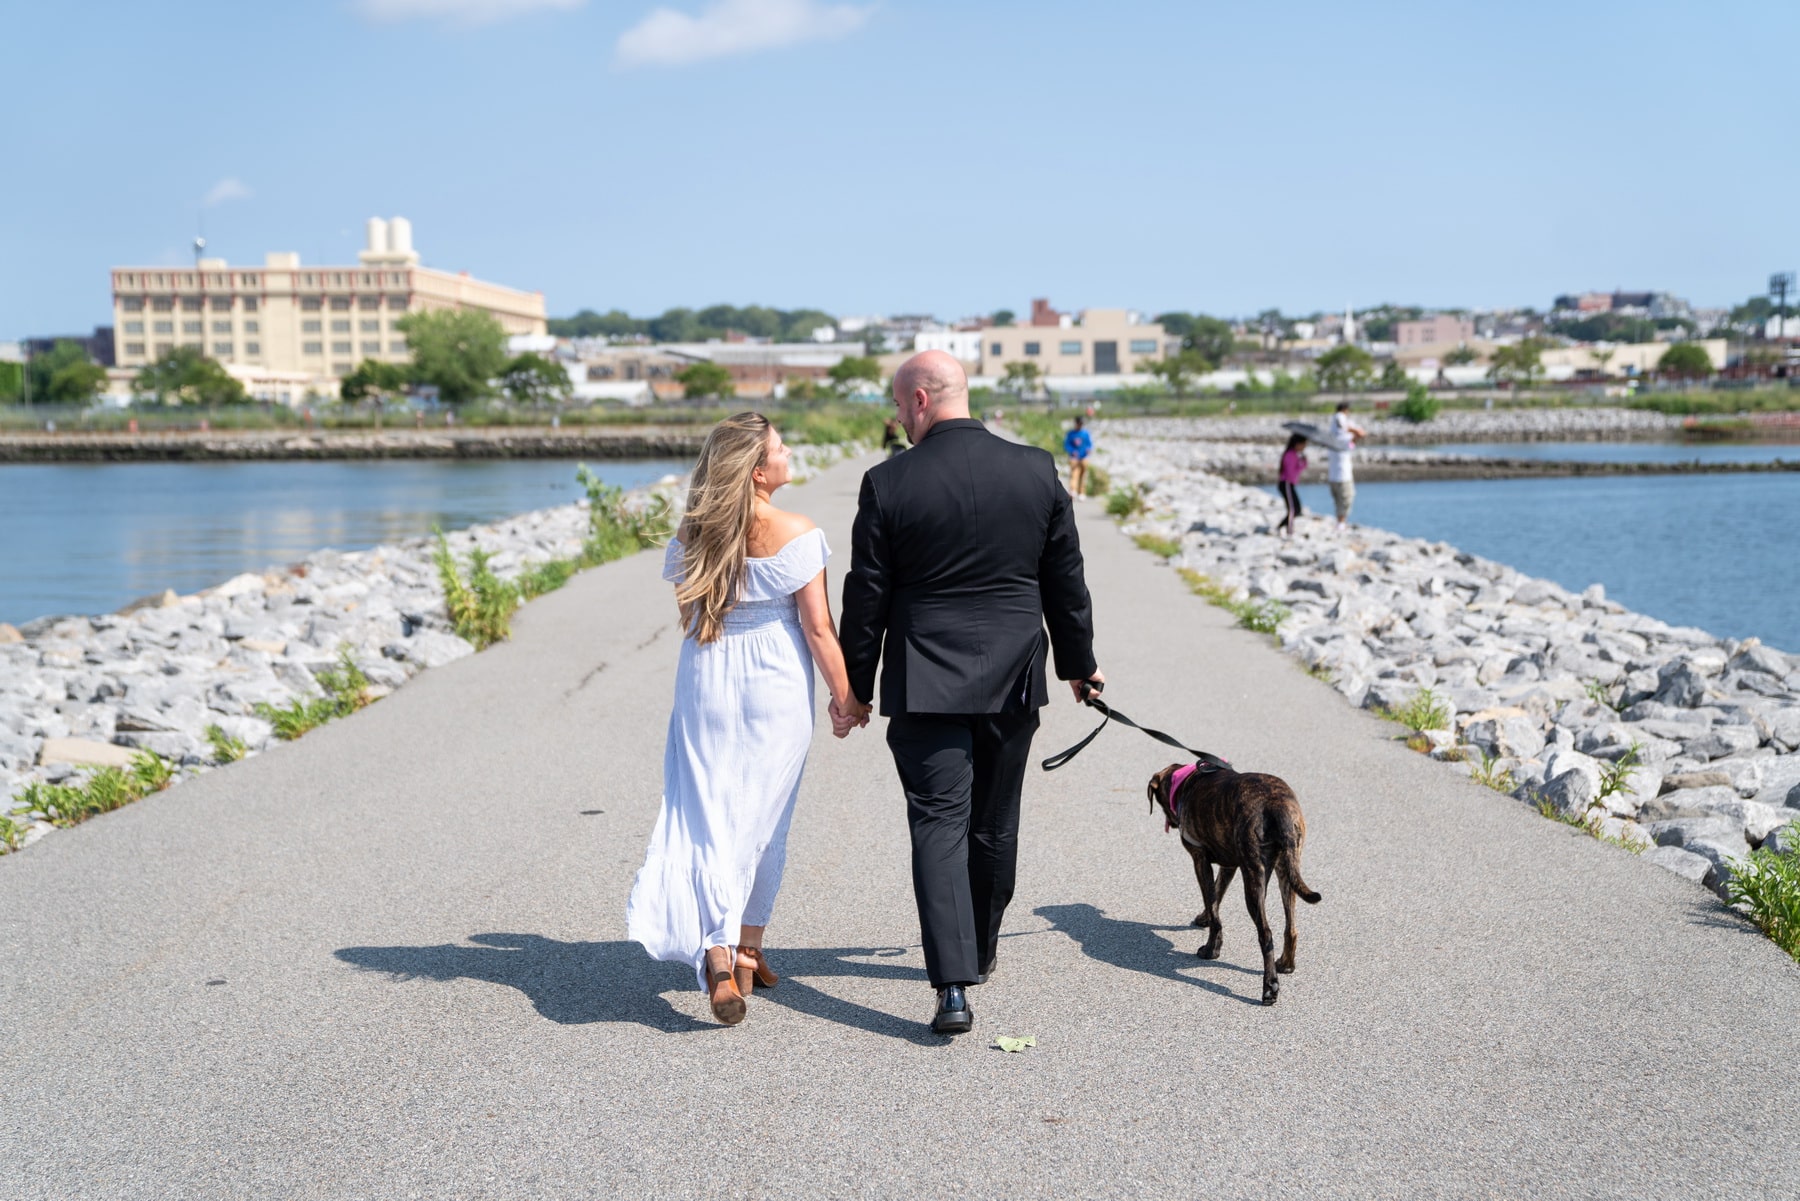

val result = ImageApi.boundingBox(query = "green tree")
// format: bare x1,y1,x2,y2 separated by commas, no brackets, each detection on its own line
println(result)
999,361,1043,396
1181,316,1236,364
1154,311,1195,340
0,360,22,403
1377,359,1409,390
340,359,410,405
1729,296,1774,328
991,309,1016,327
395,309,508,404
1488,337,1547,388
1142,349,1211,398
548,308,646,339
1314,345,1375,392
27,340,107,404
826,355,882,397
674,360,734,399
500,352,573,405
1444,345,1479,366
1657,342,1714,378
1393,380,1441,423
134,347,247,405
648,308,701,342
780,309,836,341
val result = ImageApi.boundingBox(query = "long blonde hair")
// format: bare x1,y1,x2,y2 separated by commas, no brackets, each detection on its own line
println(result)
676,411,772,644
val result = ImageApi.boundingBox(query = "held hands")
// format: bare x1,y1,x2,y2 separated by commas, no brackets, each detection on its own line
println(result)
1069,668,1106,703
829,696,872,739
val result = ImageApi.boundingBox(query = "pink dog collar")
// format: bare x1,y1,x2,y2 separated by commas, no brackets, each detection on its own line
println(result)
1165,762,1198,832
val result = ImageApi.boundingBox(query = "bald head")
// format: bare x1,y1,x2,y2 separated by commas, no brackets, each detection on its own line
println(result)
892,350,970,442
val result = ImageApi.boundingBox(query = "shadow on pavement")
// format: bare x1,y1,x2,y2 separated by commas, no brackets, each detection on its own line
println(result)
1035,902,1265,1007
335,933,709,1031
334,934,942,1040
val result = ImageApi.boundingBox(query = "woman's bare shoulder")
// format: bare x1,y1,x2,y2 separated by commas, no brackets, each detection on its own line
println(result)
749,508,818,558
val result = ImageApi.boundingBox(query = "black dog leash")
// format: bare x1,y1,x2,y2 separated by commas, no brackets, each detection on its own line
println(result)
1040,681,1231,772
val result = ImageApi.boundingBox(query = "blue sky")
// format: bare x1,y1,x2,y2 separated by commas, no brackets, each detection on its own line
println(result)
4,0,1795,338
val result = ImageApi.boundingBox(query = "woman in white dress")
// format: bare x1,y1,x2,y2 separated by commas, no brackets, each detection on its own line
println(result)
626,412,869,1025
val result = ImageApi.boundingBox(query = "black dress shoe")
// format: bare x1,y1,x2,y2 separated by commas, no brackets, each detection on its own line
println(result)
931,985,973,1035
976,953,996,985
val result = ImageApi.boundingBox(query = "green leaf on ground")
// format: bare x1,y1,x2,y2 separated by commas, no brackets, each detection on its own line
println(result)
992,1034,1037,1053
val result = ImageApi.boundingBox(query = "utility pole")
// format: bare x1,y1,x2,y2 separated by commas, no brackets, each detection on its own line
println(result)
1771,272,1795,340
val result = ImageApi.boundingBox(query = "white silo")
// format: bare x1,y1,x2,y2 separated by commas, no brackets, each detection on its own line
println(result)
366,217,389,255
389,216,413,256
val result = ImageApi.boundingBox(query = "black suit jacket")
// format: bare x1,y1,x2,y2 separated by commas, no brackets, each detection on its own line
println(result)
840,418,1096,716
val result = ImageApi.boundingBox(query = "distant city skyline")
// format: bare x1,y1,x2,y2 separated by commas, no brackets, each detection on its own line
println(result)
4,0,1796,339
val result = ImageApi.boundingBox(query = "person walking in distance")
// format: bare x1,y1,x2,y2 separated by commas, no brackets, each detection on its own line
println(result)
1063,415,1093,499
1277,432,1307,538
1327,400,1367,530
840,351,1101,1036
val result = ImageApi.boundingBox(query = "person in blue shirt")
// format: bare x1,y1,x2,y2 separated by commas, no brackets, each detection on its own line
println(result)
1063,415,1093,499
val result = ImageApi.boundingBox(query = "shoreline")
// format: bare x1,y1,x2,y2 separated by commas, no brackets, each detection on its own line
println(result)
0,426,708,463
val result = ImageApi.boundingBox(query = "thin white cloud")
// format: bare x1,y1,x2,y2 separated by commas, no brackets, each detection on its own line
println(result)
355,0,584,26
203,178,252,207
616,0,874,67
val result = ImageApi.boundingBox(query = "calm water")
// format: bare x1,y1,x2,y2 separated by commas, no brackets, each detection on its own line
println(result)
1412,440,1800,465
1285,471,1800,654
0,459,690,626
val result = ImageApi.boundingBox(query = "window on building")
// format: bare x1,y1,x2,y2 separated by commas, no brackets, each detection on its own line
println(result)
303,342,323,355
155,342,173,357
1023,342,1041,356
301,297,322,312
182,320,203,335
213,342,233,356
245,342,260,356
389,341,407,354
303,320,322,333
991,341,1002,356
359,296,380,310
210,297,232,312
388,273,405,286
387,296,408,310
1129,339,1157,354
361,341,380,354
331,319,351,333
388,319,406,332
1060,340,1082,355
329,296,351,310
153,320,174,335
151,297,173,312
212,321,231,334
302,274,316,287
332,362,352,375
181,297,203,312
330,273,344,287
332,341,352,354
242,297,258,312
242,275,258,288
125,342,145,356
360,319,379,332
243,320,259,334
124,321,144,334
123,297,145,312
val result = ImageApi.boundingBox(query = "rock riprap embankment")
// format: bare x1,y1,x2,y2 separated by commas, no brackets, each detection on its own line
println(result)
1107,408,1688,444
1097,435,1800,899
0,445,852,852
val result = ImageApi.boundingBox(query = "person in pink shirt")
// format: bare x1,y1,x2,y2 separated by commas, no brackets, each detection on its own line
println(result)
1277,433,1307,538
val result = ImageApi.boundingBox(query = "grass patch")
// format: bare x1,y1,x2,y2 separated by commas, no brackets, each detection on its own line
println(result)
435,532,521,650
254,647,372,741
9,751,176,829
0,814,23,852
204,724,247,764
1597,743,1642,806
1582,678,1622,712
1083,463,1111,498
577,466,672,566
1378,687,1452,734
1133,532,1182,558
1106,485,1146,518
1176,567,1289,636
1727,830,1800,962
516,558,577,600
1469,750,1516,793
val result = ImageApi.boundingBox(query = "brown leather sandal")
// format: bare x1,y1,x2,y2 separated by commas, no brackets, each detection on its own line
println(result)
735,945,778,996
706,947,746,1025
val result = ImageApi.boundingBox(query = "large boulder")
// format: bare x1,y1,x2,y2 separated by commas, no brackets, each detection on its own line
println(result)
1651,660,1710,708
1765,708,1800,752
1463,710,1546,760
1641,844,1714,884
1640,814,1749,851
1684,725,1761,761
1638,785,1744,823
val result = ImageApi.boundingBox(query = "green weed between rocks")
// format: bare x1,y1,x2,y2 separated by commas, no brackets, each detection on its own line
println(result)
1379,687,1452,735
1133,532,1182,558
1106,485,1146,518
1727,829,1800,962
0,814,23,851
1469,750,1516,793
1597,743,1642,806
1083,464,1111,499
8,751,176,831
1174,568,1290,637
254,647,372,741
204,724,247,764
434,533,519,651
1583,678,1623,712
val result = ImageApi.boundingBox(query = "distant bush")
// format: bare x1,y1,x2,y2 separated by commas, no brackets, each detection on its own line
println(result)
435,532,521,650
1106,485,1145,517
1393,382,1441,424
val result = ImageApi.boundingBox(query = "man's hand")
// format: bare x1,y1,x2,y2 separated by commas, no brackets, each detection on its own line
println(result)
1069,668,1105,703
829,697,872,739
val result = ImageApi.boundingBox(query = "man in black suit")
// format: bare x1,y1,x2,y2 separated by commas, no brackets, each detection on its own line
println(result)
838,351,1101,1035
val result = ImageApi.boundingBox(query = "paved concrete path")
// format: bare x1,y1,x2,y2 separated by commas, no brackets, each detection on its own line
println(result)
4,452,1798,1199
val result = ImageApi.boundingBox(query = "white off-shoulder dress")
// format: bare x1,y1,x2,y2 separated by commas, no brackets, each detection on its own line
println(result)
626,527,830,990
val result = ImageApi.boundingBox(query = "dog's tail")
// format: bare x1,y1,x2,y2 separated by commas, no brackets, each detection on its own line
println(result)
1276,814,1321,904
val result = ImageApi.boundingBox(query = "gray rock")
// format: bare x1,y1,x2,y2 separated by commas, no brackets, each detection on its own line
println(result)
1661,770,1733,793
1765,708,1800,752
1637,785,1743,823
1463,713,1546,760
1684,725,1761,761
1525,767,1598,819
1652,659,1710,708
1641,845,1715,884
1641,814,1749,850
1684,838,1747,899
1764,825,1799,856
381,630,475,670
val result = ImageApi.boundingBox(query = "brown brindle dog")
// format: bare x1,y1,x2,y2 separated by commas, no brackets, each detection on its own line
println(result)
1147,760,1321,1005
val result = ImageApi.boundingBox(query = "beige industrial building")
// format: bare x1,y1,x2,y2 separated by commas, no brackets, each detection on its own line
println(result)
978,308,1174,377
110,217,546,396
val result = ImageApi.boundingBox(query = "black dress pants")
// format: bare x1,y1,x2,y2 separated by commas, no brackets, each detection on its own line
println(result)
885,708,1041,989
